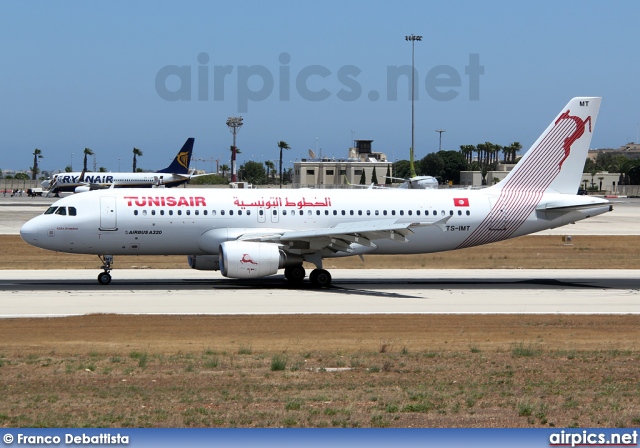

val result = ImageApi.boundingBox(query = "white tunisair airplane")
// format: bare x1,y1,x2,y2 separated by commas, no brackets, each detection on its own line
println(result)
42,138,196,194
21,97,611,287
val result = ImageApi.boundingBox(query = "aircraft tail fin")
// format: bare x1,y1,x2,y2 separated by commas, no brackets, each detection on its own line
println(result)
156,138,194,174
491,97,600,194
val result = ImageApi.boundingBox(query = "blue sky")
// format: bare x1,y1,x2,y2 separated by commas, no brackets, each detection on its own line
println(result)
1,1,639,173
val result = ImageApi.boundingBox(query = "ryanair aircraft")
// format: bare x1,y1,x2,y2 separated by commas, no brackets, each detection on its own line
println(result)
42,138,196,194
21,98,611,287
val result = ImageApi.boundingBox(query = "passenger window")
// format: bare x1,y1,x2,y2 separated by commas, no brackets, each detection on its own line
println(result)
383,210,387,216
273,210,278,215
358,210,362,216
466,210,470,216
316,210,320,215
212,210,216,216
283,210,287,216
246,210,251,216
299,210,303,215
325,210,329,215
203,210,207,216
258,210,263,216
169,210,174,216
229,210,233,216
152,210,156,216
458,210,462,216
350,210,354,216
134,210,138,216
195,210,199,216
341,210,345,215
391,210,396,216
367,210,371,216
375,210,379,216
221,210,225,216
416,210,421,216
449,210,454,216
176,210,180,216
143,210,148,216
238,210,242,216
400,210,404,216
408,210,412,216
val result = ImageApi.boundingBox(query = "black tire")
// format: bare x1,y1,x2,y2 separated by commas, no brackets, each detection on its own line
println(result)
97,272,112,285
309,269,331,288
285,266,306,283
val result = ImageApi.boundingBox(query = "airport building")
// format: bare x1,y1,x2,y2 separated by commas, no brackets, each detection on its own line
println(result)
292,140,393,188
587,143,640,160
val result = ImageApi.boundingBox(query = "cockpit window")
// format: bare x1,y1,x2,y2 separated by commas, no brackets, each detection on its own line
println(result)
68,207,77,216
44,206,58,215
55,207,67,216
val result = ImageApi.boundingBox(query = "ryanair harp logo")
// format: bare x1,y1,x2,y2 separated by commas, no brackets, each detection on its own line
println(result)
176,151,189,170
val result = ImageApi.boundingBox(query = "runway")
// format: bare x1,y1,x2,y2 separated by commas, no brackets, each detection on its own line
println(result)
2,195,640,317
1,269,639,317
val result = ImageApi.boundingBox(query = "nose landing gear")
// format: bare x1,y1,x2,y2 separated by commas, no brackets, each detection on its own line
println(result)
97,255,113,285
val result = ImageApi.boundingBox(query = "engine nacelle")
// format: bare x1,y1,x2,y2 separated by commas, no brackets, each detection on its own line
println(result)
219,241,303,279
74,186,90,193
187,255,220,271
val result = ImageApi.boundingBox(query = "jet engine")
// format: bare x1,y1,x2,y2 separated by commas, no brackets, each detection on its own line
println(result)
74,186,90,193
219,241,303,279
187,255,220,271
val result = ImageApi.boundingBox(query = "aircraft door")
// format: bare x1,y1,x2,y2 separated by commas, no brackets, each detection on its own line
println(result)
99,196,118,231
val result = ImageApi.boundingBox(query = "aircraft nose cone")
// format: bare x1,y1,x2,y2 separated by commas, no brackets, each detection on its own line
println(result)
20,218,42,246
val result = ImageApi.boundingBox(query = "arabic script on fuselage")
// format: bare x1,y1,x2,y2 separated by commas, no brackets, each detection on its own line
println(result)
233,197,332,209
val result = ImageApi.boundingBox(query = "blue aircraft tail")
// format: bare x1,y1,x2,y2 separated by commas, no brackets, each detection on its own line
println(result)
156,138,194,174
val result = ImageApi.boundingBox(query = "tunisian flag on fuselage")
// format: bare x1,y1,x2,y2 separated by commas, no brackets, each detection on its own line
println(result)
453,198,469,207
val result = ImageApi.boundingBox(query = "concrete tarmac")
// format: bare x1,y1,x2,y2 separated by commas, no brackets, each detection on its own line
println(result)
1,269,639,317
2,194,639,318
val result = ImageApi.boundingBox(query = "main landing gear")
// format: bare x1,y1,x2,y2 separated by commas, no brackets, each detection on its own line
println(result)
284,265,332,288
97,254,113,285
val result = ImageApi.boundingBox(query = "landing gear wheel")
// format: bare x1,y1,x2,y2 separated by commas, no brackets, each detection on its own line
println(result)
97,272,112,285
97,254,114,285
284,266,306,283
309,269,332,288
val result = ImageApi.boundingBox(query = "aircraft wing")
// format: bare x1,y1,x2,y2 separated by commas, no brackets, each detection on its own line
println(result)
237,216,451,253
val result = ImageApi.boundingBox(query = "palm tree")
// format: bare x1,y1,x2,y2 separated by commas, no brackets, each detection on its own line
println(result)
83,148,94,172
459,145,475,165
132,147,143,172
277,141,290,188
31,149,43,180
508,142,522,164
219,164,230,178
264,160,275,185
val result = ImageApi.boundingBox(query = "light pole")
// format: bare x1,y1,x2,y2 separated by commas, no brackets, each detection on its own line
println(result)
226,116,243,183
70,153,73,171
405,34,422,161
118,158,121,171
436,129,445,152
